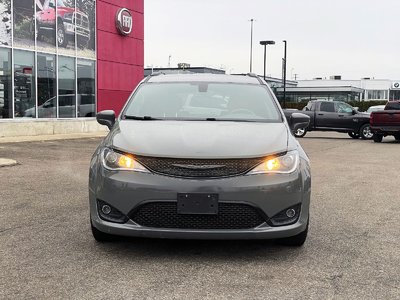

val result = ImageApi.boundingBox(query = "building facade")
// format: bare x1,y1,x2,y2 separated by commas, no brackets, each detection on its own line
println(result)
0,0,143,121
276,77,400,103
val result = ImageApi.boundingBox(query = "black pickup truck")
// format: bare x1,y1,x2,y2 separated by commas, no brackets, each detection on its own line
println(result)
284,100,373,139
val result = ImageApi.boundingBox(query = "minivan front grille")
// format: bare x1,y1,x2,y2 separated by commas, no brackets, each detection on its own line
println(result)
130,202,266,229
135,156,264,178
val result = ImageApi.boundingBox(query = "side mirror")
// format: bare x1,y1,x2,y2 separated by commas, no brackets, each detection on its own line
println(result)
96,110,115,130
289,112,310,133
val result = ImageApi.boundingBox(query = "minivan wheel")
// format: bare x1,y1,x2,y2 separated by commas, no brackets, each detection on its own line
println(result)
359,124,373,140
348,132,359,139
294,128,307,138
277,221,308,247
91,222,115,242
373,134,383,143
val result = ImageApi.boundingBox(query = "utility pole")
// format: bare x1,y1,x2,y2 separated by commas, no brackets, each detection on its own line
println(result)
282,40,287,108
249,19,255,73
168,55,172,68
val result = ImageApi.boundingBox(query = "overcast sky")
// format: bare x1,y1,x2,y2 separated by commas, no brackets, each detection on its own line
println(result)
144,0,400,80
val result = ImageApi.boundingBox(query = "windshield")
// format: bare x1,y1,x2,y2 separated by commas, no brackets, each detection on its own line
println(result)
123,82,282,122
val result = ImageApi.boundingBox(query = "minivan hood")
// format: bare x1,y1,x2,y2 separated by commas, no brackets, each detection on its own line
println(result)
110,120,288,159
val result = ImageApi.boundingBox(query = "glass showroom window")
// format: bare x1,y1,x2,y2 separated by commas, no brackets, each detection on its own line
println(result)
77,59,95,117
36,0,56,53
58,56,76,118
13,0,35,50
14,50,36,118
58,0,76,56
368,90,387,100
0,48,12,119
37,53,57,118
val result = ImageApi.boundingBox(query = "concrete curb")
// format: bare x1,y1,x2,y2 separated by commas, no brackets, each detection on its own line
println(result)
0,119,108,138
0,132,107,144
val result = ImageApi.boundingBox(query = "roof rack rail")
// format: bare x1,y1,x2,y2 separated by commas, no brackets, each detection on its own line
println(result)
144,71,165,83
150,71,165,76
246,72,258,78
246,72,264,84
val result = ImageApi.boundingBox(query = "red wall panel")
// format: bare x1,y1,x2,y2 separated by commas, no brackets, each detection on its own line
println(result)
99,0,143,14
96,0,144,116
98,61,143,91
97,31,140,64
96,1,144,41
97,90,133,113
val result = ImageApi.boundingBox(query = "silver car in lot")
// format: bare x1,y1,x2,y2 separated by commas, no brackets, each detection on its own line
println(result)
89,73,311,246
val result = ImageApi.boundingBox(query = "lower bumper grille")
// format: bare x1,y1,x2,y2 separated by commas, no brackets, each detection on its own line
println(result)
130,202,266,229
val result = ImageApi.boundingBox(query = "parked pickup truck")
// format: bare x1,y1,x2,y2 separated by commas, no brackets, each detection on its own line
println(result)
284,100,373,139
370,100,400,142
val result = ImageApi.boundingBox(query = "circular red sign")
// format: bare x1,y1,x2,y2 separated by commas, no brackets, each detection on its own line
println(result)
116,8,133,36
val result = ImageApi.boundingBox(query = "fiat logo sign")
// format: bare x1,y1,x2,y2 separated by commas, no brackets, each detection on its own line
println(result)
116,8,133,36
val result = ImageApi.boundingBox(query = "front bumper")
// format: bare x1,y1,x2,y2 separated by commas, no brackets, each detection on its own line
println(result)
89,159,311,240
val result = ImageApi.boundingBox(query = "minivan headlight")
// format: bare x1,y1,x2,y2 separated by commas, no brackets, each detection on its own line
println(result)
102,148,149,172
247,151,299,174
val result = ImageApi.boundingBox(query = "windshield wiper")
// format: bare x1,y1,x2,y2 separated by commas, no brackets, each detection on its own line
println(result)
205,118,260,122
123,115,161,120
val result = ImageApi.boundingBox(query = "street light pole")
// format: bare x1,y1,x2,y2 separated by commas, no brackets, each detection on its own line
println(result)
282,40,287,108
249,19,254,73
259,40,275,81
263,43,266,79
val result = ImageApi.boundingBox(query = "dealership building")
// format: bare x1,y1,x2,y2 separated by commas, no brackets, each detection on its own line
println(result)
275,76,400,103
0,0,143,137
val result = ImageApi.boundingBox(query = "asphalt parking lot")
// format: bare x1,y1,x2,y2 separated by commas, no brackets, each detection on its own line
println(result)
0,132,399,299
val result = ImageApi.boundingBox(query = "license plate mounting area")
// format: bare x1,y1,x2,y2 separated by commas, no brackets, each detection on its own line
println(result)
177,193,219,215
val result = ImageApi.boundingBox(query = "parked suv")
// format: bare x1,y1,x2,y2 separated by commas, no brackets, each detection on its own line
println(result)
90,73,311,246
36,0,90,48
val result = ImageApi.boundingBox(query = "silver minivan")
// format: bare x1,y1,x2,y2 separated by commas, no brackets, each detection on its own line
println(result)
89,73,311,246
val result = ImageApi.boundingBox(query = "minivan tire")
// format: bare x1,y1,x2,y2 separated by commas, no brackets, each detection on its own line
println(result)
277,221,308,247
91,222,115,242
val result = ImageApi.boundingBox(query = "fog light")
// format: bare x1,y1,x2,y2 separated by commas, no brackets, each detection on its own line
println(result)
269,204,301,226
286,208,296,218
101,205,112,215
97,200,129,224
